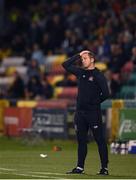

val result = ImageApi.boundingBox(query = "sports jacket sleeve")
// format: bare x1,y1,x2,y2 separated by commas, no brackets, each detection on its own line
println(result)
95,72,110,103
62,54,82,76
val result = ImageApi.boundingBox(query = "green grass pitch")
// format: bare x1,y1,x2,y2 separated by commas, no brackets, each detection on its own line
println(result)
0,136,136,179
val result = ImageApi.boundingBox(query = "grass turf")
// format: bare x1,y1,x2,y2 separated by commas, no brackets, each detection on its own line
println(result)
0,136,136,179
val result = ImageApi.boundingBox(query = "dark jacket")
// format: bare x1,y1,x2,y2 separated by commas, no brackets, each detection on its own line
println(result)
62,54,110,111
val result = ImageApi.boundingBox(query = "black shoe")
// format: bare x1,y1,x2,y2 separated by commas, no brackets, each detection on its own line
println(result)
66,167,84,174
97,168,109,175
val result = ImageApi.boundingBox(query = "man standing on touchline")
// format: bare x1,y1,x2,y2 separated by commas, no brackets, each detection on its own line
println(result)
62,50,110,175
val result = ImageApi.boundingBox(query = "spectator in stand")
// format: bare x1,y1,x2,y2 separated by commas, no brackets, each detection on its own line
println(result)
41,33,52,55
122,30,133,53
28,20,42,45
0,89,7,99
41,74,54,99
61,30,82,55
24,46,32,65
25,75,43,99
8,71,25,99
95,35,111,62
45,14,65,53
108,43,127,73
27,59,41,79
11,34,26,56
31,43,45,65
104,70,122,98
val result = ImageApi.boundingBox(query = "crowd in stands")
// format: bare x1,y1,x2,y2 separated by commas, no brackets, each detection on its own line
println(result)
0,0,136,100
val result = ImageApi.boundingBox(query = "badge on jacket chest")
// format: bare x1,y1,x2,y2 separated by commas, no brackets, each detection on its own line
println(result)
89,76,94,81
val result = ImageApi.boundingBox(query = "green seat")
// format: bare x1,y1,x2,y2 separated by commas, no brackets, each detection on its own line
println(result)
119,86,136,99
126,79,136,86
129,73,136,81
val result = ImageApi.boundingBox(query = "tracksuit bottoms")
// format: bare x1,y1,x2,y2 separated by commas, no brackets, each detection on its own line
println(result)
74,109,108,169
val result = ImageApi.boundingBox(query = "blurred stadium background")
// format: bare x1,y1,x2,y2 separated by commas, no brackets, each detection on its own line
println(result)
0,0,136,178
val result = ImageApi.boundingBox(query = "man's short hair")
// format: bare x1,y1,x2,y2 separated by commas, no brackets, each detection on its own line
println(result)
88,50,96,62
88,50,95,58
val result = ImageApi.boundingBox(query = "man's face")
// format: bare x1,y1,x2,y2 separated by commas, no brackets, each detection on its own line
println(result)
81,53,94,68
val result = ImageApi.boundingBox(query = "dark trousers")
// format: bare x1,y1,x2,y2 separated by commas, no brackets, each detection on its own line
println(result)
74,109,109,169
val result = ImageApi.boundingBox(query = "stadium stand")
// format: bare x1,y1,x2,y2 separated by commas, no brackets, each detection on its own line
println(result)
0,0,136,100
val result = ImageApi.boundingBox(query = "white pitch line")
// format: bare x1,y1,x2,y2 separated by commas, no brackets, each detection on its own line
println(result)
0,171,59,179
0,167,76,179
0,167,16,171
12,172,59,179
0,168,60,179
30,171,67,176
0,167,67,176
0,171,71,180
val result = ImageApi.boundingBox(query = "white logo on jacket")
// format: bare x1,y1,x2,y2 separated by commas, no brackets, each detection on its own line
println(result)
89,76,94,81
